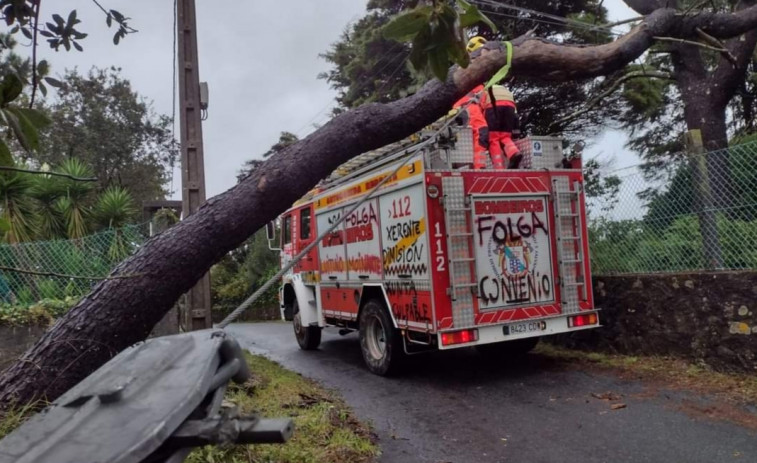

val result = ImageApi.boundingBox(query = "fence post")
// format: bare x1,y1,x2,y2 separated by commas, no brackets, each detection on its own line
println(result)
685,129,723,270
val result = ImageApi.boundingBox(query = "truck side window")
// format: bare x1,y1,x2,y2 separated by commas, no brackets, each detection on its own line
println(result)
282,215,292,245
300,207,311,240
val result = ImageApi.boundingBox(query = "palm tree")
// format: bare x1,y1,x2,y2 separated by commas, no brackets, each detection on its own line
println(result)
93,186,137,260
30,166,66,240
56,159,95,240
0,170,39,244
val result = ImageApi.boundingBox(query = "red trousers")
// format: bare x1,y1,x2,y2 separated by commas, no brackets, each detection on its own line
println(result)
488,131,519,168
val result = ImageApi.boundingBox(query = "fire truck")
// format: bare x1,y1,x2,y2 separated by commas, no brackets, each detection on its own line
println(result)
267,125,599,375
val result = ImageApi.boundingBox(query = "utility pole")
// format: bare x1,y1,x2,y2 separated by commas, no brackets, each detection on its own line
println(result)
177,0,211,330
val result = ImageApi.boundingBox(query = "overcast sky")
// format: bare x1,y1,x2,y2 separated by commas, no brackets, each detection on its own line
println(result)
29,0,638,199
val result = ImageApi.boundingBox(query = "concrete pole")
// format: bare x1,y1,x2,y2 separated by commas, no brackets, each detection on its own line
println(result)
177,0,211,330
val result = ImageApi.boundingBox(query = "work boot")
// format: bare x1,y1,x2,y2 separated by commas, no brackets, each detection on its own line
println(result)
507,153,523,169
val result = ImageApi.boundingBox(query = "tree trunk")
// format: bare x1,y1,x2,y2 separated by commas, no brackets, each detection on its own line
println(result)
3,5,757,408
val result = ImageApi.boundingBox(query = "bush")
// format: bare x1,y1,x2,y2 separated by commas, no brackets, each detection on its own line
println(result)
0,297,78,327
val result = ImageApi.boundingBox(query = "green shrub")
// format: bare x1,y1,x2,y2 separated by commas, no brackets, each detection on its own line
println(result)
0,297,78,327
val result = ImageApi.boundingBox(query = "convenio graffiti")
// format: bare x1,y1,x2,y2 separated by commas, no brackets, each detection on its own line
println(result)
473,196,555,310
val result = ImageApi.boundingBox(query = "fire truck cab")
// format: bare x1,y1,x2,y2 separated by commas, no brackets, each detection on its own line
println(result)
271,126,599,375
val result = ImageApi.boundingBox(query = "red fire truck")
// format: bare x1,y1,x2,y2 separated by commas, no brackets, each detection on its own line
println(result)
268,126,599,375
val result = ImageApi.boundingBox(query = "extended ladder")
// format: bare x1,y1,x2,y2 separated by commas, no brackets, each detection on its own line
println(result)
441,176,476,328
552,178,587,314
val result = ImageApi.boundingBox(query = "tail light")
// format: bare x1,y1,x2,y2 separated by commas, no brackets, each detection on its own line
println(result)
441,329,479,346
568,313,598,328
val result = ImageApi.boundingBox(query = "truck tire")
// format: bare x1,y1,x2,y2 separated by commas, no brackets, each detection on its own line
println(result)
293,299,321,350
359,300,404,375
476,336,539,359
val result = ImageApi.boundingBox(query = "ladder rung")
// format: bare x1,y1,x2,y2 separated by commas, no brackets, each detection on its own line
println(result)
562,282,585,287
558,236,580,241
450,257,475,263
561,259,583,264
557,213,580,217
453,283,478,288
446,208,471,212
448,232,473,237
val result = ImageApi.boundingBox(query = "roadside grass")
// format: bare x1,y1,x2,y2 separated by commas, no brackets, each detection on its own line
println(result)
188,353,378,463
537,343,757,405
0,401,39,440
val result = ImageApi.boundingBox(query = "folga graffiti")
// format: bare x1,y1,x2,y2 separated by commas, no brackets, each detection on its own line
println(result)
473,197,555,309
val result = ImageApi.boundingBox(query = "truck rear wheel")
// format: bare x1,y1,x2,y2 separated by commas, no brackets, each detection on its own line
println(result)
476,336,539,359
293,299,321,350
359,300,404,375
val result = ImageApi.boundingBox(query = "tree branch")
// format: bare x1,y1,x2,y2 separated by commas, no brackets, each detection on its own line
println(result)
653,35,730,54
28,0,41,109
548,70,673,132
695,27,738,65
605,16,645,28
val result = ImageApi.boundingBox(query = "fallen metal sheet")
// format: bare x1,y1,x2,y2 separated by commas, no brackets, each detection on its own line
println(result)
0,329,248,463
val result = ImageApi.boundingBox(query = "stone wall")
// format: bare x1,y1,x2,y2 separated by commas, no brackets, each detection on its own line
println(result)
0,325,48,370
552,272,757,372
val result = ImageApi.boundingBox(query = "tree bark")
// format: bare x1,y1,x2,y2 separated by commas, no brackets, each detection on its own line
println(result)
3,5,757,408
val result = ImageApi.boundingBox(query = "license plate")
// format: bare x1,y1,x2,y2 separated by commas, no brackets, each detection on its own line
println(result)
503,320,547,336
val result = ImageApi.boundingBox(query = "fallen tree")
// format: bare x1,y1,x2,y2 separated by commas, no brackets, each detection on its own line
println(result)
2,5,757,407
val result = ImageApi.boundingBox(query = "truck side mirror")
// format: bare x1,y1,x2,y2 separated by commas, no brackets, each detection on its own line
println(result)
266,221,281,251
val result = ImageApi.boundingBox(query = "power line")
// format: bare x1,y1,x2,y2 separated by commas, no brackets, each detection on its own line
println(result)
473,0,623,36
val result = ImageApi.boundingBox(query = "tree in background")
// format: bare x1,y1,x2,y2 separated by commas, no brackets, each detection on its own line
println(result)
35,67,177,205
320,0,622,139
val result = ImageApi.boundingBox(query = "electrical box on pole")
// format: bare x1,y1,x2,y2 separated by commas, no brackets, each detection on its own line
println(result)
177,0,211,330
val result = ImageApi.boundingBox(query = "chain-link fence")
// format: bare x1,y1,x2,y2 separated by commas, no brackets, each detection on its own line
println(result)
586,140,757,275
0,223,150,305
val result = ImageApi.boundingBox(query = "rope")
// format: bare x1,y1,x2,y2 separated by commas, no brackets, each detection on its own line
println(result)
484,41,513,89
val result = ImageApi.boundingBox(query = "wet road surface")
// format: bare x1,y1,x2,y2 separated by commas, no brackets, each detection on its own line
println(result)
227,322,757,463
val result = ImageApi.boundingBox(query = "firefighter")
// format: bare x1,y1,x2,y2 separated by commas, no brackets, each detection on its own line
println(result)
452,36,489,169
479,42,522,169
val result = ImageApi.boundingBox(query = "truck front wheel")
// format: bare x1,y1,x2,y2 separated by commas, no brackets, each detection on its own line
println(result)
359,300,404,375
293,299,321,350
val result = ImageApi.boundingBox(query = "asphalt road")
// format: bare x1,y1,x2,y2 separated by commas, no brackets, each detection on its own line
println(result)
227,322,757,463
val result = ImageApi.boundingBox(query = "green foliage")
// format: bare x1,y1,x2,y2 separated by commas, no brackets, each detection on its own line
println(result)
0,167,38,243
94,186,137,230
211,230,280,319
583,158,621,212
590,213,757,274
1,1,135,52
56,159,96,239
37,67,177,205
0,297,78,326
382,0,495,80
0,72,50,159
